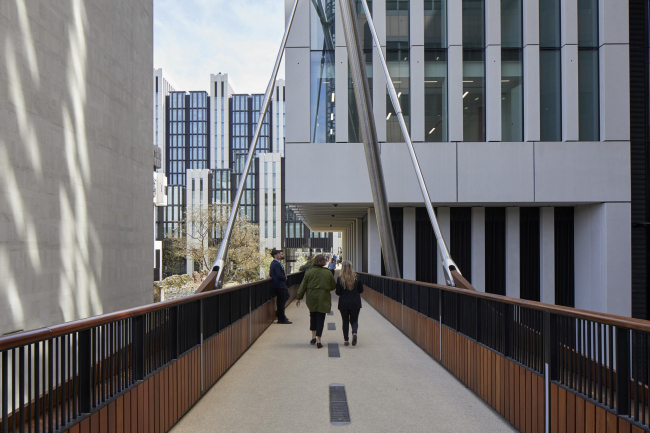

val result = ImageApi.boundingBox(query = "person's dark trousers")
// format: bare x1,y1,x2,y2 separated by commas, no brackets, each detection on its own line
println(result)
339,308,360,341
274,287,290,321
309,312,326,337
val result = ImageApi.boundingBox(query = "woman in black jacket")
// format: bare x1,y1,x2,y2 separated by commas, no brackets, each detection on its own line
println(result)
335,261,364,346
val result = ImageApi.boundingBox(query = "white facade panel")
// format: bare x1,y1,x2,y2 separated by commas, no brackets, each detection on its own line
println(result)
561,44,579,141
437,208,451,285
410,0,424,48
336,46,349,143
522,0,540,46
599,45,630,141
447,0,463,47
561,0,578,46
285,48,311,144
410,46,425,142
486,45,502,142
540,207,555,304
397,143,458,203
285,143,371,204
457,142,534,203
506,207,521,298
285,0,309,48
485,0,501,46
448,46,464,142
471,207,485,292
403,207,416,280
599,0,628,45
368,208,382,275
534,141,630,203
523,45,541,142
574,203,631,317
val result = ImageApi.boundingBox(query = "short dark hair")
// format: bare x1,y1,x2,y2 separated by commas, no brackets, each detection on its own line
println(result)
270,248,283,257
312,254,327,267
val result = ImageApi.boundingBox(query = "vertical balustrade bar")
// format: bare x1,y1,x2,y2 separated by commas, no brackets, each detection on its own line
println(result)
72,334,77,419
18,348,24,433
200,300,204,394
133,316,145,382
78,330,91,415
47,341,53,433
543,312,557,433
608,325,614,409
62,337,67,427
615,327,630,417
34,344,39,433
1,351,6,433
27,346,31,433
587,322,592,400
504,305,512,359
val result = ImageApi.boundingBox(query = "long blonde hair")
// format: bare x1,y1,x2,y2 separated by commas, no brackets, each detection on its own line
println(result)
340,261,357,290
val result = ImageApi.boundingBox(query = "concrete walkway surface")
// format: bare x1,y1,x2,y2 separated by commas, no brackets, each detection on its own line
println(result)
170,290,517,433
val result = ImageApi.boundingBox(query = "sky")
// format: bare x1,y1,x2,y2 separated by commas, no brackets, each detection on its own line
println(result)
154,0,286,95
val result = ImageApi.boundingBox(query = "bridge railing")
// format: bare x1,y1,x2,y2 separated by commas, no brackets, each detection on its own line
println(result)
358,272,650,433
0,272,304,433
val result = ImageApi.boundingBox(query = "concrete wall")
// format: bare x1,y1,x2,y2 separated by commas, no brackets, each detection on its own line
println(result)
0,0,153,334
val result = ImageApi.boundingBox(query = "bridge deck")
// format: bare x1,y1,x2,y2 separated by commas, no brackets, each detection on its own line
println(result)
170,290,516,433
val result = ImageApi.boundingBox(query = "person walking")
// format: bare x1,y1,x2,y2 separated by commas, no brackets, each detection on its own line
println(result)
327,257,337,275
269,248,292,324
335,261,364,346
295,254,336,348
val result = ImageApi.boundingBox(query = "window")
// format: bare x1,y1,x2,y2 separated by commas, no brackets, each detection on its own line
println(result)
578,0,599,140
539,0,561,141
501,0,523,141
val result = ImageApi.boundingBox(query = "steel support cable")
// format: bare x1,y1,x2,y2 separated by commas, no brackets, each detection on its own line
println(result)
356,0,462,287
207,0,301,290
338,0,401,278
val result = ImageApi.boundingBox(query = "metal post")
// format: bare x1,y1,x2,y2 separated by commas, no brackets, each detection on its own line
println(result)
78,330,92,414
615,327,630,416
338,0,401,278
355,0,460,286
210,0,301,289
543,312,557,433
133,316,145,381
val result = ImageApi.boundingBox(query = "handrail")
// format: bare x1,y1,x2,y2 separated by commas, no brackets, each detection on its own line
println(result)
0,272,303,351
357,272,650,332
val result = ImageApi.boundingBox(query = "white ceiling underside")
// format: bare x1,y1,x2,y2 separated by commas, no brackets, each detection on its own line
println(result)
287,203,372,232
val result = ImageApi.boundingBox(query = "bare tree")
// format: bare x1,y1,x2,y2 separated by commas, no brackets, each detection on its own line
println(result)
167,204,264,284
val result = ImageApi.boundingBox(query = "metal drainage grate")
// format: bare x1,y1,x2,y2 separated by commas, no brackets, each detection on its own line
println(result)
329,384,351,425
328,322,336,331
329,310,334,315
328,342,340,358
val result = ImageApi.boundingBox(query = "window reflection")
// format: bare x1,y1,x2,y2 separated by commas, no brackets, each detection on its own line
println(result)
425,50,447,142
578,0,598,140
348,1,373,143
463,50,485,142
386,41,410,142
310,0,335,143
502,50,523,141
539,0,561,141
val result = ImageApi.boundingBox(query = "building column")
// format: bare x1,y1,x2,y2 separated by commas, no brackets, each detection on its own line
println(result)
540,207,555,304
372,0,387,142
368,208,382,275
436,207,451,285
574,203,631,317
471,207,485,292
505,207,521,298
561,0,579,141
356,217,363,269
403,207,416,280
523,0,540,142
485,0,501,142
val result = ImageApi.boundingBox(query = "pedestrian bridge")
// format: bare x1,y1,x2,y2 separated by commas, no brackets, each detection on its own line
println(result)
1,272,649,433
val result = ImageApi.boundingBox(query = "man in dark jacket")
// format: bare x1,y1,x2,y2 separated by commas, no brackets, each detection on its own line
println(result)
270,249,292,324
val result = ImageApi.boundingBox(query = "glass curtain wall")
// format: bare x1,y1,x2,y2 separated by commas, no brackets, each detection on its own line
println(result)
501,0,523,141
424,0,447,142
539,0,561,141
188,92,209,170
310,0,336,143
463,0,485,142
578,0,599,140
386,0,410,142
348,0,373,143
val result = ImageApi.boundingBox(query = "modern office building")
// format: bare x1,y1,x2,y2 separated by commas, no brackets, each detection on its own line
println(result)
284,0,640,317
0,0,154,334
153,69,176,280
156,74,338,277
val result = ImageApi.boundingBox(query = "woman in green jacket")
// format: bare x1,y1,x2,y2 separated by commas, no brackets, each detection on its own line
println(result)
295,254,336,348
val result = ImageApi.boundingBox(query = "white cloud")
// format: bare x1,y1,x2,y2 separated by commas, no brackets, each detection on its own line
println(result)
154,0,286,94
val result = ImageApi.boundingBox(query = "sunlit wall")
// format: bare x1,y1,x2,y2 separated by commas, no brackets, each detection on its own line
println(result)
0,0,153,334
